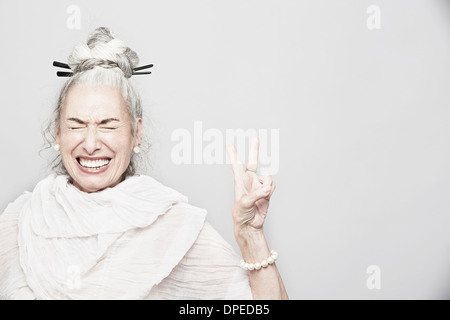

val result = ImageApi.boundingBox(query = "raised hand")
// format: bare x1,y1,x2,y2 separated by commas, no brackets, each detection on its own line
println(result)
226,138,276,231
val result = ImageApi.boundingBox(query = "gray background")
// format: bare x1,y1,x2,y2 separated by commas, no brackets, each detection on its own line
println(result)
1,0,450,299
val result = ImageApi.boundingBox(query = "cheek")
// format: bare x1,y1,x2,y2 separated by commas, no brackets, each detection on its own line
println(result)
103,132,134,155
59,132,83,151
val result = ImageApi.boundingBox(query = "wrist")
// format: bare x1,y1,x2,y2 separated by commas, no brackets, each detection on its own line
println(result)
234,223,264,244
234,224,270,262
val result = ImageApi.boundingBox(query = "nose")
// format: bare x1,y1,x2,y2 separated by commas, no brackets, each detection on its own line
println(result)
82,127,102,154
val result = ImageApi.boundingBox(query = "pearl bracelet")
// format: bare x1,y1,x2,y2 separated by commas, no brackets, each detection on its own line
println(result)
240,250,279,271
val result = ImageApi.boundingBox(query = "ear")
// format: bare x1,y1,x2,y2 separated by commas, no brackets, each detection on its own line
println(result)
134,118,143,145
54,117,61,144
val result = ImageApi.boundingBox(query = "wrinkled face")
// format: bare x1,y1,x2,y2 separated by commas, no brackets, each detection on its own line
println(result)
56,84,142,193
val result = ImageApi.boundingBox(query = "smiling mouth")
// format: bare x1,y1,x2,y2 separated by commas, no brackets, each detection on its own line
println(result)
77,157,111,170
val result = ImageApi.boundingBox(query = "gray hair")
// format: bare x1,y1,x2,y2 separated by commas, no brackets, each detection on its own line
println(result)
43,27,146,178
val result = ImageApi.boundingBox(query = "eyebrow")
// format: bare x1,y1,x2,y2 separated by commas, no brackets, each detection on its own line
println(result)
67,117,120,125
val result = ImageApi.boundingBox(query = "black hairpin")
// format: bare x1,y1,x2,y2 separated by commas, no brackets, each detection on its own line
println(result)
53,61,153,77
132,63,153,76
52,61,73,77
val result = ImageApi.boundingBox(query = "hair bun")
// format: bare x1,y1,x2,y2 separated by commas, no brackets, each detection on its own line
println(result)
67,27,139,78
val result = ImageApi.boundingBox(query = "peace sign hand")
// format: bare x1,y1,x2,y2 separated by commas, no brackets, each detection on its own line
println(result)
226,138,276,233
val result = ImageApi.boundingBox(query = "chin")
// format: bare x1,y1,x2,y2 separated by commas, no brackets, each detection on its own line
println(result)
74,178,111,193
72,172,122,193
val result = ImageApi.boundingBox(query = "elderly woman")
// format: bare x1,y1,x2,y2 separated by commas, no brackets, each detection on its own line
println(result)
0,27,288,300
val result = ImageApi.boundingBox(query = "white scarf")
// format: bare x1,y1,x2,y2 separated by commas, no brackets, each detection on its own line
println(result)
17,174,206,299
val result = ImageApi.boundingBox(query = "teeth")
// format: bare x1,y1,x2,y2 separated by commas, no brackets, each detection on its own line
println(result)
79,158,110,169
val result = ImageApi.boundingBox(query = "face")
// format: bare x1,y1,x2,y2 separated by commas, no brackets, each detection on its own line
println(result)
56,84,142,193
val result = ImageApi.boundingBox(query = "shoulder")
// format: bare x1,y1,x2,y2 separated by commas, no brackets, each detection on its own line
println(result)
0,192,28,247
0,191,35,300
0,191,31,220
0,191,31,241
0,190,31,256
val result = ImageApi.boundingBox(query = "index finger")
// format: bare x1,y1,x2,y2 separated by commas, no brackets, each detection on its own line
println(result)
226,142,244,179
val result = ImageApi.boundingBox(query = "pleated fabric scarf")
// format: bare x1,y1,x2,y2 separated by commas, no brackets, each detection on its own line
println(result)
17,174,206,299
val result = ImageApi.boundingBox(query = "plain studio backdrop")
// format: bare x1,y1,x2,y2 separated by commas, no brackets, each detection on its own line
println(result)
1,0,450,299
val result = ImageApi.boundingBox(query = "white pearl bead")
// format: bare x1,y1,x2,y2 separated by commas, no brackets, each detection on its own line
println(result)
53,144,60,151
240,249,278,271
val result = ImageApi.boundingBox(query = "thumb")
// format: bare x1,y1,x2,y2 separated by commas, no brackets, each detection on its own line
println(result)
240,185,271,208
